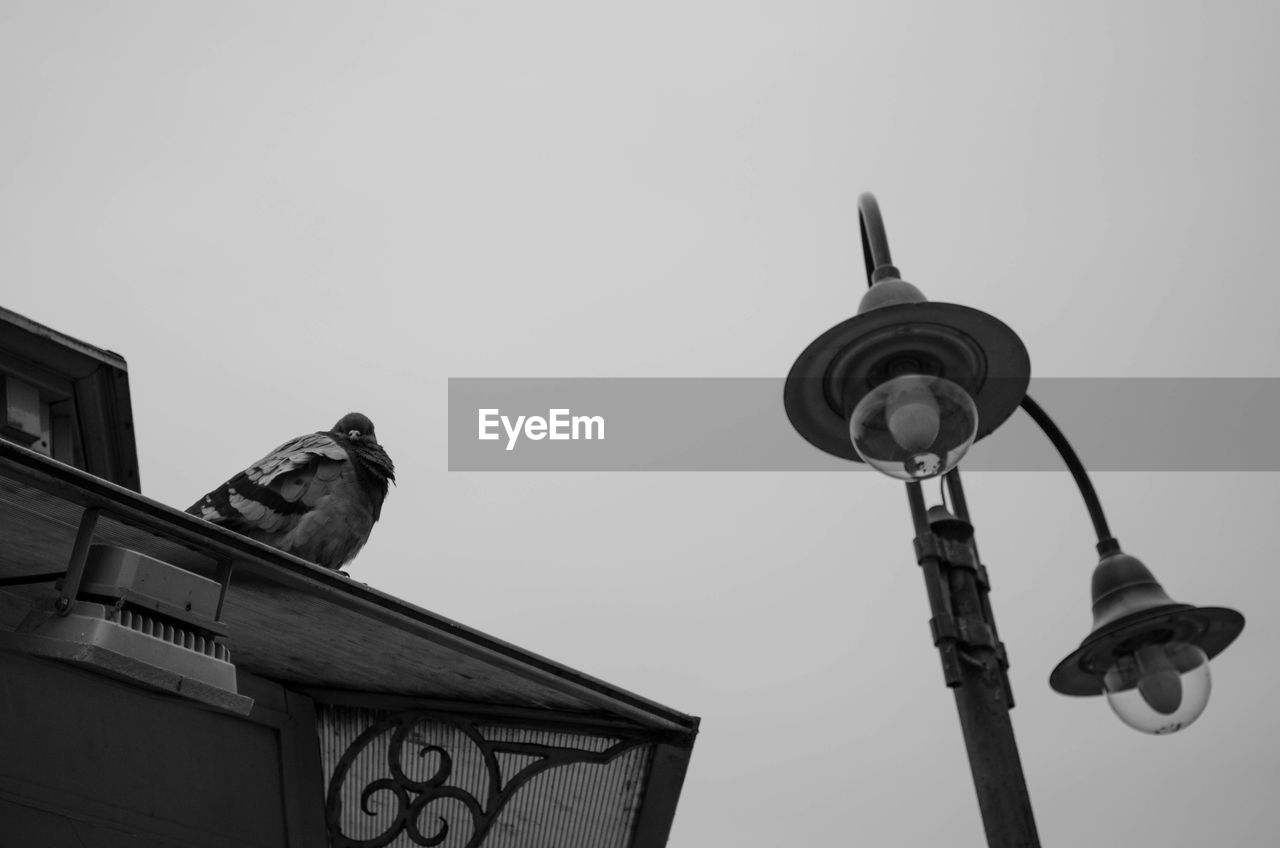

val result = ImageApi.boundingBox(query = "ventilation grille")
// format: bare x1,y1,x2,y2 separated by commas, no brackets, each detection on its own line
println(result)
116,608,230,662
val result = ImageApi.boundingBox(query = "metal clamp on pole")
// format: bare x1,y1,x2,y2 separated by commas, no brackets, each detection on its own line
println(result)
930,612,1000,653
916,478,1038,847
914,533,980,572
908,485,965,687
916,531,1011,684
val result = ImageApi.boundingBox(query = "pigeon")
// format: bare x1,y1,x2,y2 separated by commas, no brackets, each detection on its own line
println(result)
187,412,395,571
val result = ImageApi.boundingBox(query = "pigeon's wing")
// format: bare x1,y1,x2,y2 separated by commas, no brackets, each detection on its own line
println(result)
187,432,350,542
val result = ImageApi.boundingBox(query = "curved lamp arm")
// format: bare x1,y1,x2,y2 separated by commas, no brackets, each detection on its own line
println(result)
1019,395,1119,555
858,193,901,285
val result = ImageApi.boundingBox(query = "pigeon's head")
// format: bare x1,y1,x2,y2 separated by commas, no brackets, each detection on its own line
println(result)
333,412,378,444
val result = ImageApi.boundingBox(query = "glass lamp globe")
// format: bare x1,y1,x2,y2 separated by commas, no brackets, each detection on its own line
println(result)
1102,642,1212,734
849,374,979,480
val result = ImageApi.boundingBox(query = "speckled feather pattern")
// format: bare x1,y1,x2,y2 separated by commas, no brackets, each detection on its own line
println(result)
187,413,395,570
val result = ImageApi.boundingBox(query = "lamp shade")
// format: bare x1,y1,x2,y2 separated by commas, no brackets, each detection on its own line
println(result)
1050,550,1244,732
785,275,1030,463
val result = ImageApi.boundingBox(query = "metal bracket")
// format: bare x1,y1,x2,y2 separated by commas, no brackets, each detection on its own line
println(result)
213,558,234,622
913,533,941,563
936,641,965,688
931,612,998,651
325,708,651,848
0,571,68,588
931,612,1013,693
916,535,972,573
913,525,1010,692
40,508,234,625
54,507,100,615
914,533,978,571
973,562,990,591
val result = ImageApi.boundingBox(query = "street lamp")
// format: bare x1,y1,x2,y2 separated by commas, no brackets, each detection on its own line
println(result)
784,193,1245,846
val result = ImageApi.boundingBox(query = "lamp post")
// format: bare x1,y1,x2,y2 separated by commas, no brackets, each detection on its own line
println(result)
784,193,1246,847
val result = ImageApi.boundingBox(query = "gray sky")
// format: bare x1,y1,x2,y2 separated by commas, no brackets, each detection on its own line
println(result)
3,2,1278,845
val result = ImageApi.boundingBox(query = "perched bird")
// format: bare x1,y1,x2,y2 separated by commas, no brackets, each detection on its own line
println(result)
187,412,395,571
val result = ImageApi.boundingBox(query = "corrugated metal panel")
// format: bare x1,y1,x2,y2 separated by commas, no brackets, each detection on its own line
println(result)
318,705,652,848
480,726,647,848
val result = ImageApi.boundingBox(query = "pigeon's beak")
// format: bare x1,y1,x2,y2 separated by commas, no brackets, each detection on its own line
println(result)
348,430,362,441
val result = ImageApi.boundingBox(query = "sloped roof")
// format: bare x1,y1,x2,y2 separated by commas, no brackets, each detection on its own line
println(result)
0,306,141,491
0,306,696,847
0,439,698,739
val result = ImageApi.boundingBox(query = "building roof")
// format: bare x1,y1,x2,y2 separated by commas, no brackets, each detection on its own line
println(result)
0,439,699,739
0,306,140,491
0,305,696,847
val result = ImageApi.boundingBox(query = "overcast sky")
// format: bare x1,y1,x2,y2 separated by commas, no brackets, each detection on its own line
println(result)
3,2,1278,845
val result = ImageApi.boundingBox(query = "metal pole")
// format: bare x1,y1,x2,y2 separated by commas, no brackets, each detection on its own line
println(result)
862,193,1039,845
907,482,1040,848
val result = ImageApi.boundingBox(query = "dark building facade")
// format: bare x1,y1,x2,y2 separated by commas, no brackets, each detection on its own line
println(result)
0,307,698,847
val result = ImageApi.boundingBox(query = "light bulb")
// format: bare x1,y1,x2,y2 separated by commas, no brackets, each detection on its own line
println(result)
1134,644,1182,715
886,381,941,452
1103,642,1211,734
849,374,978,480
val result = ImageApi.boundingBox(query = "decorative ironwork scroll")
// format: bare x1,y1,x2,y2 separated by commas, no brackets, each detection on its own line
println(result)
324,709,649,848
